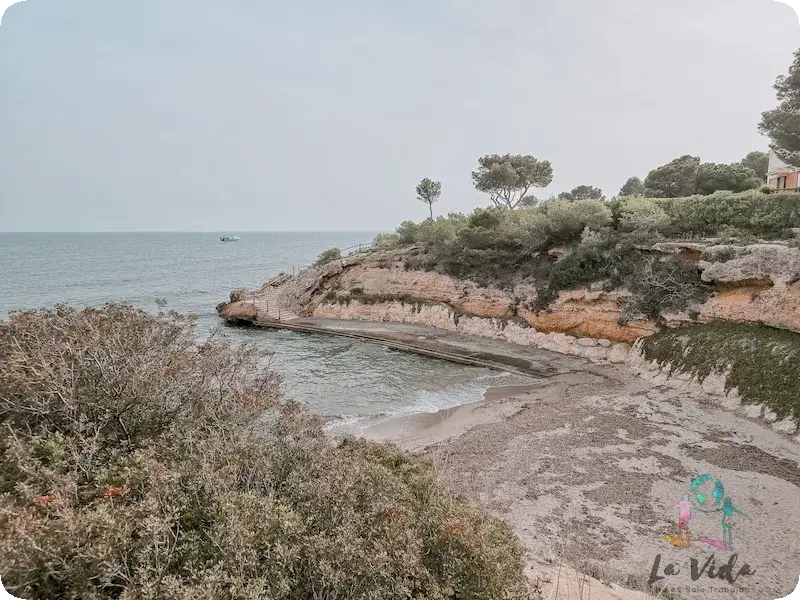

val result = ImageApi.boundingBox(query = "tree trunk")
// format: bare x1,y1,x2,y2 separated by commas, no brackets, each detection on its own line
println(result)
429,202,433,220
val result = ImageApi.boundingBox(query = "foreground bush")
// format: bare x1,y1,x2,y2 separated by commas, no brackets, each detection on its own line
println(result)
0,305,533,600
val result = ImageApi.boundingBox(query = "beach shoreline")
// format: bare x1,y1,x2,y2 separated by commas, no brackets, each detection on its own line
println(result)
358,364,800,600
360,382,547,451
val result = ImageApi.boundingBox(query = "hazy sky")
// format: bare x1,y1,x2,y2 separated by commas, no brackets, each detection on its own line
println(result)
1,0,798,232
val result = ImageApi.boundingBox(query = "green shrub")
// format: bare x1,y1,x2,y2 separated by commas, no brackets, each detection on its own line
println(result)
415,215,463,250
642,322,800,420
315,247,342,267
540,198,612,244
545,229,651,290
656,190,800,238
617,197,670,233
385,190,797,320
0,305,533,600
714,225,759,246
436,208,541,288
395,220,421,245
513,210,552,253
373,232,401,250
538,229,708,319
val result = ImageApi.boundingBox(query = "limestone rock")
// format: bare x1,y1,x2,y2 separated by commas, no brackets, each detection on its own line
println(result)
773,418,798,435
233,241,800,344
218,300,258,323
700,372,728,397
741,404,765,419
699,244,800,287
720,389,741,411
763,409,779,424
607,343,629,364
230,288,249,303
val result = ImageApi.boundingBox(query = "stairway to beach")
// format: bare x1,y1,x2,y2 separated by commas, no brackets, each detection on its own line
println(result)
253,287,299,322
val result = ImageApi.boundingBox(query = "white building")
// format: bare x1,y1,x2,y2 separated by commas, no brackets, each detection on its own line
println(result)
766,149,800,190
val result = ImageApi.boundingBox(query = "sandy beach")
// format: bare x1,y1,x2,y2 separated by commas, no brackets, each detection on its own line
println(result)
362,362,800,600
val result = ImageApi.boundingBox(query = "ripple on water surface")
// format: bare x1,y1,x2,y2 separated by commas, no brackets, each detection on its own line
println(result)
228,327,534,428
0,232,533,425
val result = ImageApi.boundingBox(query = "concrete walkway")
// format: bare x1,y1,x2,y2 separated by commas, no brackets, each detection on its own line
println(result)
240,317,610,379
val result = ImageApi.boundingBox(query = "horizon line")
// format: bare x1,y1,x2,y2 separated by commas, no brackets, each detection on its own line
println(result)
0,230,384,234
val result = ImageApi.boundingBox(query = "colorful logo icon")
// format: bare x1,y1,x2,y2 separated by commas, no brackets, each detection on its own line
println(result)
662,474,747,551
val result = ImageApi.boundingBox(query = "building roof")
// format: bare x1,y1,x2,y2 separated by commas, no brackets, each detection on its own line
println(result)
768,149,800,175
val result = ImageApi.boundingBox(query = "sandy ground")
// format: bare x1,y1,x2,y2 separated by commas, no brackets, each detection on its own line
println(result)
363,365,800,600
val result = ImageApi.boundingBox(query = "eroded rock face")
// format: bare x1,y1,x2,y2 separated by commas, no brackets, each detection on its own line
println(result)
691,282,800,332
217,299,258,323
223,243,800,340
303,260,657,342
699,244,800,288
313,298,634,364
518,290,657,343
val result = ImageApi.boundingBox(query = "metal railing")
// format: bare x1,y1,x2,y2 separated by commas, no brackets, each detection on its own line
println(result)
288,241,375,276
259,241,377,321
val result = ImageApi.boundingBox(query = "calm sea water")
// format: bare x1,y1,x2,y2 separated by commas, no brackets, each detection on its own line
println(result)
0,232,526,429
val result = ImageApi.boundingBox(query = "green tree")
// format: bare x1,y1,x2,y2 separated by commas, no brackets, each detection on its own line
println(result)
759,49,800,167
558,185,604,202
618,176,646,197
416,177,442,220
739,151,769,181
471,154,553,209
695,163,762,195
644,155,701,197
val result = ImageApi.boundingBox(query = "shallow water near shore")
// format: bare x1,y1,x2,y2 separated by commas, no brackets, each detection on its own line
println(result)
0,232,531,423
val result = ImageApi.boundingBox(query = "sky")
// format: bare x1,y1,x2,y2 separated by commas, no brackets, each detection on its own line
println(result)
1,0,799,232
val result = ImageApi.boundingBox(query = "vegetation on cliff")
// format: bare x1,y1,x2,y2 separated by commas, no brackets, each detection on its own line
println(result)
471,154,553,209
315,246,342,266
642,155,765,198
641,322,800,421
369,190,800,321
0,305,533,600
416,177,442,220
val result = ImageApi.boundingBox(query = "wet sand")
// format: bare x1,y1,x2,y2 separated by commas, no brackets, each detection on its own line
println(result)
362,367,800,600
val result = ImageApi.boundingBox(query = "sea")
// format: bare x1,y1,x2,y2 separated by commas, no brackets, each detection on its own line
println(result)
0,232,528,431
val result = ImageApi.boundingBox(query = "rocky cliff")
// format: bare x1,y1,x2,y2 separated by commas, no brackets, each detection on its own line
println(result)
219,242,800,344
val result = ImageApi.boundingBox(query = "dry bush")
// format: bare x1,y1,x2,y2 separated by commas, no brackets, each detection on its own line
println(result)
0,304,533,600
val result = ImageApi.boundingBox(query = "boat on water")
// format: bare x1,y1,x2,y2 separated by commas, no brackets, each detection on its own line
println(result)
220,235,241,242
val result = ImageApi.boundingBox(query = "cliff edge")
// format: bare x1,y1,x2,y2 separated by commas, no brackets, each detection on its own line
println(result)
218,241,800,343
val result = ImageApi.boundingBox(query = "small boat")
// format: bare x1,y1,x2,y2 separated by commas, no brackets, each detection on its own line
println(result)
220,235,240,242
